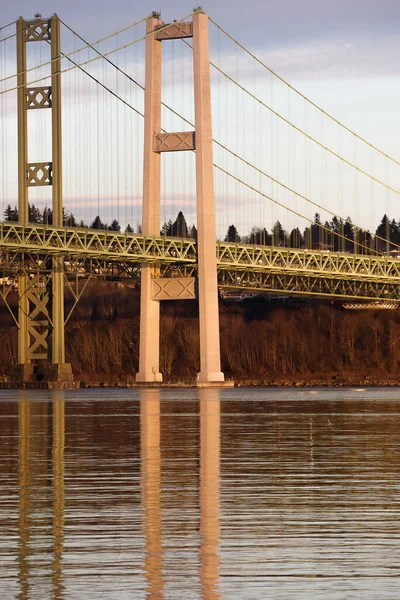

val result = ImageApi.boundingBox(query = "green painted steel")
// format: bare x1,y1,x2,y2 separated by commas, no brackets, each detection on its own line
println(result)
1,222,400,301
0,222,197,262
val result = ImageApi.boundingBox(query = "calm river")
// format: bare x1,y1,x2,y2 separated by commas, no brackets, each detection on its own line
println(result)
0,387,399,599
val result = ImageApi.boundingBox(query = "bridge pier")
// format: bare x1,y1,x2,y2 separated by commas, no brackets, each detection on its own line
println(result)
136,11,224,384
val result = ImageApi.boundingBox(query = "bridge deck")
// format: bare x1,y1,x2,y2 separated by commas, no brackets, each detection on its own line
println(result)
0,222,399,301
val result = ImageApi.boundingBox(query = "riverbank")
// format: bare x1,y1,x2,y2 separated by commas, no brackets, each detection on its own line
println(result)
2,376,399,389
1,285,400,386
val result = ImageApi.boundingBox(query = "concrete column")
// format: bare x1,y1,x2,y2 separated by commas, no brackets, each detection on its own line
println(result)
136,16,163,382
193,13,224,382
16,19,30,365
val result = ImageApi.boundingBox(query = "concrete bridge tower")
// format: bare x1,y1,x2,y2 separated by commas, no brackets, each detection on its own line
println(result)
136,11,224,384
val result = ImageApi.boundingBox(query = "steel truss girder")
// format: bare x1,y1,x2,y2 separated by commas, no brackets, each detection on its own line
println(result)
1,224,400,301
218,269,400,302
1,222,400,280
216,243,400,280
0,223,197,264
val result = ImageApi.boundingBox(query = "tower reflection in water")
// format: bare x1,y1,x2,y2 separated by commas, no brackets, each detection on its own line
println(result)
16,388,220,599
139,388,221,599
18,391,65,600
140,389,164,599
199,388,221,600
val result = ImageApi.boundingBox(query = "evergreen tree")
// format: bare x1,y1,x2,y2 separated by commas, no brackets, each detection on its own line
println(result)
311,213,321,249
324,221,332,250
344,217,354,252
161,220,173,236
249,227,271,245
29,203,42,223
330,216,344,251
109,219,121,232
224,224,241,243
125,223,134,233
289,227,303,248
42,207,52,225
4,205,18,221
189,224,197,239
375,214,391,253
63,208,77,227
390,219,400,247
171,211,189,237
90,215,105,230
271,220,285,246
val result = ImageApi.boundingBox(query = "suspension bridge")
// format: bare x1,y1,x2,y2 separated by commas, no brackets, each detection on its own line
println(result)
1,10,400,385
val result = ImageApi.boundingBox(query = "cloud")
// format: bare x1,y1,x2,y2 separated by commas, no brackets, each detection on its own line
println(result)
214,33,400,83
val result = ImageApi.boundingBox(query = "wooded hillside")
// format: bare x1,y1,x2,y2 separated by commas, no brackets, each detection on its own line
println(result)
0,281,399,383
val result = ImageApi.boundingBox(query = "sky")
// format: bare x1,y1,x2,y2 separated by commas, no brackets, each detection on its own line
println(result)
1,0,400,237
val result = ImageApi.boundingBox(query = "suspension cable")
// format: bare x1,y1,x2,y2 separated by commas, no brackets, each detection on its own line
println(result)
209,17,400,167
213,139,399,252
3,12,394,254
183,37,400,198
213,163,380,256
0,31,16,43
0,19,17,31
59,19,144,91
0,12,196,95
0,15,149,85
58,47,145,119
56,26,398,254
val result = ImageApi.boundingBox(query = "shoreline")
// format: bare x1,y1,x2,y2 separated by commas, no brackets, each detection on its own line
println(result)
2,379,400,390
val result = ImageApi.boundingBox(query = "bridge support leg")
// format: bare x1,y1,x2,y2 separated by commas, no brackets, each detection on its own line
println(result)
46,256,73,383
16,275,33,383
47,17,72,383
136,16,163,383
193,13,224,383
15,18,30,376
51,257,65,365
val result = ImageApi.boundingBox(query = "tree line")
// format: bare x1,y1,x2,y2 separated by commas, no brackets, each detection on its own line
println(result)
4,203,400,253
4,204,132,232
225,213,400,254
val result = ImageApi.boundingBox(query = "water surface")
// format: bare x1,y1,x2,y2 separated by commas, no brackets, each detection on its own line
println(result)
0,387,399,599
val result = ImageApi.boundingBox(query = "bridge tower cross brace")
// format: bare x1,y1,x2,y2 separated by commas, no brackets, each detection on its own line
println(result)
136,11,224,383
15,15,72,382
